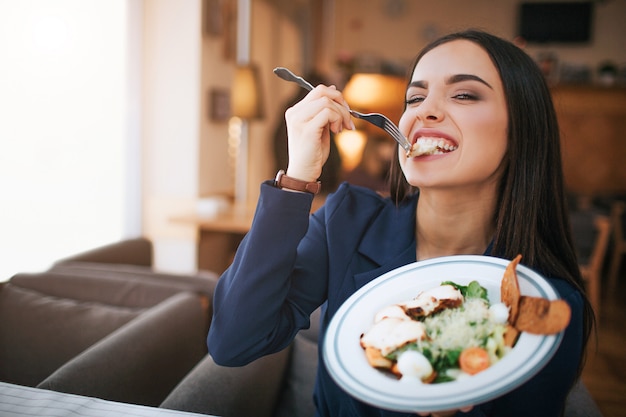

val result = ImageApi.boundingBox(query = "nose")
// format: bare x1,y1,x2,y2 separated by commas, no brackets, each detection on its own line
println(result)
399,94,444,133
415,96,443,122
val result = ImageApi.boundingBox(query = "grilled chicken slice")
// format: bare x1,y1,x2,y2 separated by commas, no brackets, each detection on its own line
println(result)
399,284,464,319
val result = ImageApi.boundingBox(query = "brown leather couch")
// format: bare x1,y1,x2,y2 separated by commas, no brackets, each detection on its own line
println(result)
0,238,217,407
0,238,604,417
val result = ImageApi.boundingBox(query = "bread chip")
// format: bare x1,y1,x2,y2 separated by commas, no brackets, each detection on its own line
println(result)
500,255,571,337
501,254,522,323
363,346,393,369
503,324,520,347
515,296,571,334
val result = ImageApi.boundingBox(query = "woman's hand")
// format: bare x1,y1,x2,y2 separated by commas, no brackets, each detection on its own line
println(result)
417,405,473,417
284,84,354,183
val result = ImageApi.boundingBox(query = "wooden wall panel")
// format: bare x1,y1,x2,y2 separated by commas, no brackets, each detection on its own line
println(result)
552,86,626,197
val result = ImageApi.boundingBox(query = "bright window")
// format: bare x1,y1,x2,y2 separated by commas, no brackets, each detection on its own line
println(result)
0,0,138,280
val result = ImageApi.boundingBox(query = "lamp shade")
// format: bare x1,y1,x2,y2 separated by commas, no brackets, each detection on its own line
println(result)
231,64,264,119
343,73,406,122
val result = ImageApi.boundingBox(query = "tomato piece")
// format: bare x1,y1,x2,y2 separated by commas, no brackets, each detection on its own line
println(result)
459,347,490,375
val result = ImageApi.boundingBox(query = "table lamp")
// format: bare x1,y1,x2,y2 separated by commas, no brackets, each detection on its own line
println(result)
229,63,264,205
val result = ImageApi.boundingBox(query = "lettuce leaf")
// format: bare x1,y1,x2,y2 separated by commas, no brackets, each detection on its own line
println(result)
441,280,489,302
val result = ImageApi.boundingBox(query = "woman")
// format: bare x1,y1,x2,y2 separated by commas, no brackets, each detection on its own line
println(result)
207,30,593,417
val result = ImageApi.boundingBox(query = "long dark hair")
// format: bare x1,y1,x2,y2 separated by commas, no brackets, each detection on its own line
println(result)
389,29,594,375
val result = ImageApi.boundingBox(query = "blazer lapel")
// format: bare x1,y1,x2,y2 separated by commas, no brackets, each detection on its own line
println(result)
354,196,418,289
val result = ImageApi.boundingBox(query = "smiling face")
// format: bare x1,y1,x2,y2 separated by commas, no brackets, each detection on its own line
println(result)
398,40,509,193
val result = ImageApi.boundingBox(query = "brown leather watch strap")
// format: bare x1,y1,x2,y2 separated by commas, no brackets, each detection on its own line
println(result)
274,170,321,194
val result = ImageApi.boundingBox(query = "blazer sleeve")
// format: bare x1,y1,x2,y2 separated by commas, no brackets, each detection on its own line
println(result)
207,181,333,366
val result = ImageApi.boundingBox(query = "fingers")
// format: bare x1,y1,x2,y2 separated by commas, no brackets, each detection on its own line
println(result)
298,84,355,132
284,84,355,182
416,405,473,417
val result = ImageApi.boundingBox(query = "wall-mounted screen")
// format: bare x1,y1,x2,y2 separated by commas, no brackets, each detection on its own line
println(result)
518,2,593,43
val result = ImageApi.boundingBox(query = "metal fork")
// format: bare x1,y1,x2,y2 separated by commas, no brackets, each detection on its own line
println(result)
273,67,412,154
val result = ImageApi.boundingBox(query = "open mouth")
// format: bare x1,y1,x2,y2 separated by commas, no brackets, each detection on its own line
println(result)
407,137,458,158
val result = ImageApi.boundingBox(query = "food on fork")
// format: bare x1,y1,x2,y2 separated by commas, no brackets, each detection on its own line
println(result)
359,256,571,383
407,138,459,157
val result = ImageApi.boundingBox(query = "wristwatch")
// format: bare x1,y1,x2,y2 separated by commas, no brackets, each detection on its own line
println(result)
274,170,321,194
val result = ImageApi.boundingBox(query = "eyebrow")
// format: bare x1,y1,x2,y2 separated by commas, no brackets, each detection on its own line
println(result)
409,74,493,90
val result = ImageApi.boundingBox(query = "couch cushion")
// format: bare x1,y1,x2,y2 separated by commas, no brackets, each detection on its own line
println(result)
37,291,209,407
274,335,318,417
0,284,142,387
9,271,204,309
160,350,290,417
564,379,603,417
49,261,218,297
274,307,321,417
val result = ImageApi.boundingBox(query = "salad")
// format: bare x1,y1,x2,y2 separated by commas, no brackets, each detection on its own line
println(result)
359,255,571,384
360,280,511,383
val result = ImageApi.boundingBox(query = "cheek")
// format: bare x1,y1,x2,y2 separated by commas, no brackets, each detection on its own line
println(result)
398,110,413,136
398,142,408,174
487,117,508,156
467,112,509,176
465,109,508,150
397,111,412,167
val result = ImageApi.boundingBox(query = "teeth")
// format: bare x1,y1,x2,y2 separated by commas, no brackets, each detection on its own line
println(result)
407,137,457,157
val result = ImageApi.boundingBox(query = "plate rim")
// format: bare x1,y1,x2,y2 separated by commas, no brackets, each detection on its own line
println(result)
322,255,564,412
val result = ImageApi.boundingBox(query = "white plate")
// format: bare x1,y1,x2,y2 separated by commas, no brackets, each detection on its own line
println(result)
322,255,564,413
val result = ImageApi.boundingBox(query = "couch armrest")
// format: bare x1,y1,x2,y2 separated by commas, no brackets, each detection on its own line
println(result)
54,237,153,267
564,379,603,417
37,291,209,406
160,349,291,417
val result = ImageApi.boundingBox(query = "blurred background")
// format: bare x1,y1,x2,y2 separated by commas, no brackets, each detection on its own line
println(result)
1,1,625,415
0,0,624,277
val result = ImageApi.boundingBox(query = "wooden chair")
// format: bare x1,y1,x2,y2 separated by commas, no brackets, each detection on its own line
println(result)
570,211,611,318
608,201,626,293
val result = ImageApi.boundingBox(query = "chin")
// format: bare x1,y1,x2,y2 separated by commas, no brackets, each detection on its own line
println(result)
403,168,431,186
406,175,455,191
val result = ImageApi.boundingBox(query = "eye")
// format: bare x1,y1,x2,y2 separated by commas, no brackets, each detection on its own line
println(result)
405,95,425,106
452,92,479,101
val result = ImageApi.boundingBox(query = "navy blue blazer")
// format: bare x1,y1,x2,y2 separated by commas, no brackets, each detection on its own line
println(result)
208,182,584,417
